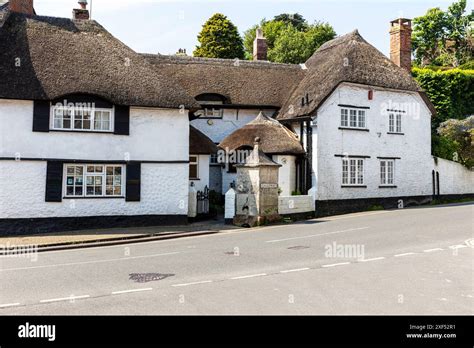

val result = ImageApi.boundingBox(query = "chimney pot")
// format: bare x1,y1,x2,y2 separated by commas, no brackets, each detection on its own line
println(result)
253,28,268,61
9,0,34,15
389,18,412,72
73,0,89,20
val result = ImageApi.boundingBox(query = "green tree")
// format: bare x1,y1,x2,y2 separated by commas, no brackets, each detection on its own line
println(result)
412,0,473,67
273,13,307,31
194,13,245,59
269,23,336,64
437,116,474,168
243,17,336,63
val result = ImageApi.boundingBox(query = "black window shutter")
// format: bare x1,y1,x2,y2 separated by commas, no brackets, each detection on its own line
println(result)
114,105,130,135
126,162,141,201
33,100,50,132
45,161,63,202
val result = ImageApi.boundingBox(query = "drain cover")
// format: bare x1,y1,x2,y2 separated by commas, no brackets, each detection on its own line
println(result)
129,273,175,283
287,246,310,250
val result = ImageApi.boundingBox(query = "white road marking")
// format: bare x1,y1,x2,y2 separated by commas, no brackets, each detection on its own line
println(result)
358,257,385,262
40,295,90,303
423,248,444,253
231,273,267,280
171,280,213,287
280,268,310,273
320,210,391,221
111,288,153,295
0,303,20,308
394,252,416,257
0,251,182,272
449,245,468,249
321,262,350,268
265,227,369,243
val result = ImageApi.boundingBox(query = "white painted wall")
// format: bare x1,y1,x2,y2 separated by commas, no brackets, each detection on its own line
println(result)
313,83,434,200
190,109,275,143
0,99,190,219
190,154,210,192
272,155,296,196
0,100,189,161
222,170,237,194
278,195,315,214
433,157,474,195
209,164,222,194
0,161,189,219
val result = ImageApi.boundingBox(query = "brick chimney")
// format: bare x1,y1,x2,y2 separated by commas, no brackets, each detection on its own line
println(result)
73,0,89,20
389,18,412,72
253,28,268,61
9,0,34,15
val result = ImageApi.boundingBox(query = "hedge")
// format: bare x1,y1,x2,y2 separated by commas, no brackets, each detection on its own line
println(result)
412,68,474,131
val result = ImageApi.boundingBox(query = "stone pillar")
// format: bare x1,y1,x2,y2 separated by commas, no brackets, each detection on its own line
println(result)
188,183,197,218
224,186,236,224
233,138,281,227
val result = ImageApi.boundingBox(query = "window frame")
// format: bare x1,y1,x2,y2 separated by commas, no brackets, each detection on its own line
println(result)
203,107,224,119
388,112,402,133
379,159,395,186
189,155,199,180
340,107,367,130
63,164,125,198
342,158,365,186
51,104,115,133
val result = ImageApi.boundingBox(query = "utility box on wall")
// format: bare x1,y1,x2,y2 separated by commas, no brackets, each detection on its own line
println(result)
233,138,281,227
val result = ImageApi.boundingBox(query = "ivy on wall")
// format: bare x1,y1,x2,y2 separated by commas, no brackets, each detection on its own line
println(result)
412,67,474,130
412,68,474,167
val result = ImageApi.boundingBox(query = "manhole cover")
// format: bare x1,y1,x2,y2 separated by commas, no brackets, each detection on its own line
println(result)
129,273,175,283
287,246,310,250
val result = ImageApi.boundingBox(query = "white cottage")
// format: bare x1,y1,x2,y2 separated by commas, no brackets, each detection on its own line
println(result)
144,20,473,217
0,1,200,233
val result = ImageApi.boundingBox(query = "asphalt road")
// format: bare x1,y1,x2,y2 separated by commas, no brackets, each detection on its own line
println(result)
0,203,473,315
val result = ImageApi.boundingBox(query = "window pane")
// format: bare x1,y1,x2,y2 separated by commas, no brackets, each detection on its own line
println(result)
358,110,365,128
190,164,198,178
114,186,121,195
350,110,357,127
75,187,83,195
114,167,121,175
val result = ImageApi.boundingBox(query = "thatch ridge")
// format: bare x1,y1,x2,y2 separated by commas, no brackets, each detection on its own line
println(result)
142,54,305,107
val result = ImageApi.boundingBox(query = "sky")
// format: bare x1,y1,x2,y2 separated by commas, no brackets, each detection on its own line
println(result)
23,0,473,57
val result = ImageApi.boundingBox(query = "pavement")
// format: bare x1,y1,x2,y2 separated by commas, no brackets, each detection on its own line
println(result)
0,217,239,251
0,202,472,315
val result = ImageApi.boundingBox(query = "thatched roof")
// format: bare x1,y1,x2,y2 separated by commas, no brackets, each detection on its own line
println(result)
277,30,434,120
142,54,305,107
219,112,304,155
0,11,199,109
190,126,218,154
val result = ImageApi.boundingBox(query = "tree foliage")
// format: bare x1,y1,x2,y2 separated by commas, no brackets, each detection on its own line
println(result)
437,116,474,168
412,0,474,67
243,13,336,63
194,13,245,59
412,67,474,166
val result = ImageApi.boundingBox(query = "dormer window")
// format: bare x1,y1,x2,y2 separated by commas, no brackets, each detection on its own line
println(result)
51,103,113,132
195,93,227,119
203,107,223,118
